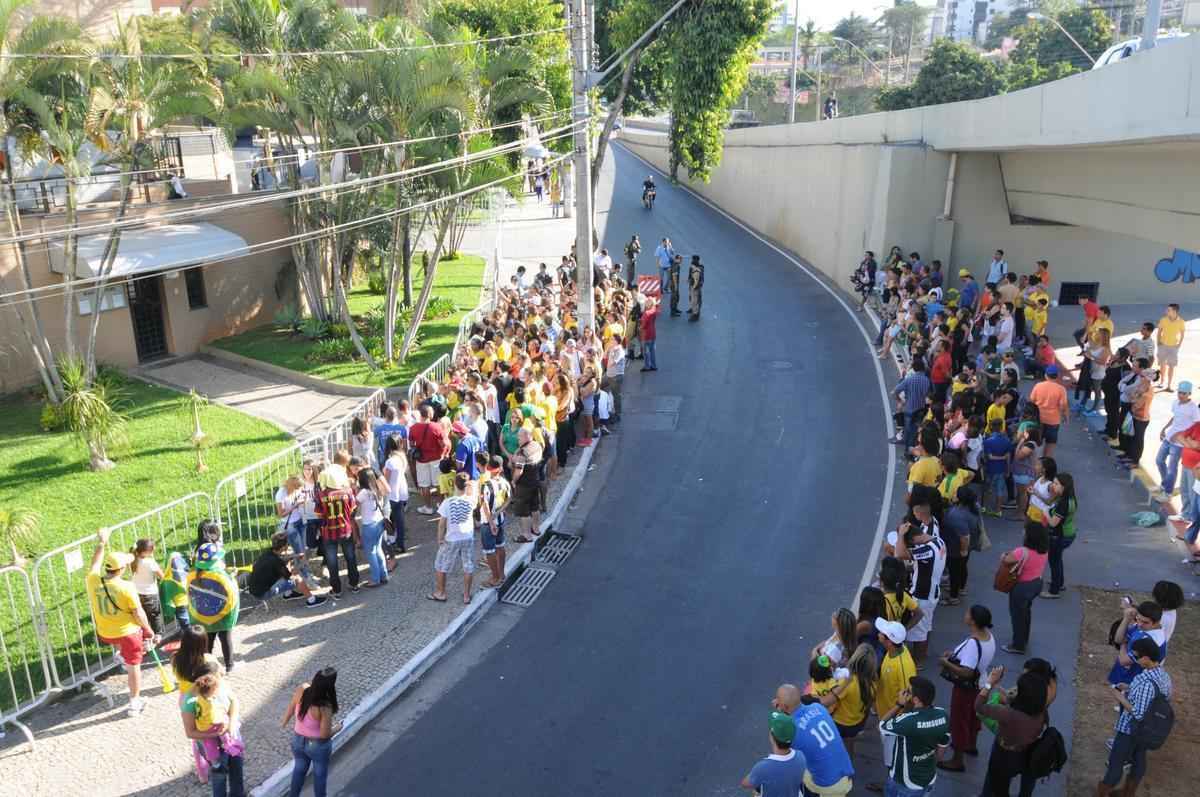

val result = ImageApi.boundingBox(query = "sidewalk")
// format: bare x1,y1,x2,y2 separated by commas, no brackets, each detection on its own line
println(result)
854,307,1197,797
137,354,367,438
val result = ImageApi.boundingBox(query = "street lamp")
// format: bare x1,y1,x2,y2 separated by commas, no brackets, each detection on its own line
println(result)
1028,12,1097,66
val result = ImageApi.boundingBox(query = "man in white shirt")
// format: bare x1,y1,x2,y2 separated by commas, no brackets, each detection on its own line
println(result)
593,248,613,282
985,249,1008,286
603,336,626,423
1155,381,1200,500
994,304,1015,353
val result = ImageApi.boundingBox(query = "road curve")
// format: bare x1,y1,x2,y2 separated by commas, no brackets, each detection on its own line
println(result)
337,142,891,796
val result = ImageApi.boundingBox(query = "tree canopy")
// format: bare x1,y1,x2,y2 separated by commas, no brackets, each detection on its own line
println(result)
876,38,1004,111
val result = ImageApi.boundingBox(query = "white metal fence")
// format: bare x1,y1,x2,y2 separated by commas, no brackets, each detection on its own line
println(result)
0,565,53,748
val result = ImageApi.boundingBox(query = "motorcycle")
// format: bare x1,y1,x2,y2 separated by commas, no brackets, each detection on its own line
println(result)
642,187,656,209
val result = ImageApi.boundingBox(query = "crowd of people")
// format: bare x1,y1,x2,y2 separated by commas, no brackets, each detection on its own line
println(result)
741,251,1183,796
78,227,706,795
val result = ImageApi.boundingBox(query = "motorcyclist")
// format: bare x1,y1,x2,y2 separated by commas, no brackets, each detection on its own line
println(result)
642,175,656,205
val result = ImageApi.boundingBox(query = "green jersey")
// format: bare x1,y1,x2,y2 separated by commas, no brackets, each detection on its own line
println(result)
881,706,951,790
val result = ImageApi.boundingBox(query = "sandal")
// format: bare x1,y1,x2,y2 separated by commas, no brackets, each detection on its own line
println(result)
514,535,535,544
426,594,447,602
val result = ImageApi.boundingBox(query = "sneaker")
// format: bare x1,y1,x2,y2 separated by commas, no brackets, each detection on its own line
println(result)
331,591,343,600
1002,500,1018,509
305,595,329,608
1107,438,1121,448
1000,645,1026,655
1040,591,1062,599
350,585,361,594
281,591,304,601
1105,738,1115,751
127,696,146,716
1152,490,1170,502
417,506,435,515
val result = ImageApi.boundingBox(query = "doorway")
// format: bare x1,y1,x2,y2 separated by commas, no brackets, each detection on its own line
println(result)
126,276,169,362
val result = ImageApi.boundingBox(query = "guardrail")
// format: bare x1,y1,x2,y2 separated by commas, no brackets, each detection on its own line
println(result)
323,388,387,459
0,565,53,747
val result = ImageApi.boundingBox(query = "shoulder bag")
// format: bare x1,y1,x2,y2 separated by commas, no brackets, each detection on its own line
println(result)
993,548,1027,594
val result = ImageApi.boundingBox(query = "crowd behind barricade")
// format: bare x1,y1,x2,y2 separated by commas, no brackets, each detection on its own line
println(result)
76,232,702,797
742,249,1184,797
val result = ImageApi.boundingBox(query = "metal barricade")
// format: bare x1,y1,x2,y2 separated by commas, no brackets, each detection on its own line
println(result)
212,443,310,568
0,565,53,749
406,353,450,406
30,493,214,697
323,388,387,459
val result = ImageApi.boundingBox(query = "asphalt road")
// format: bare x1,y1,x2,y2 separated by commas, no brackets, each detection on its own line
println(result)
335,144,891,796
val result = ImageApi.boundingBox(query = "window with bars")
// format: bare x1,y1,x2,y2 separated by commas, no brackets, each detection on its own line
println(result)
184,267,208,309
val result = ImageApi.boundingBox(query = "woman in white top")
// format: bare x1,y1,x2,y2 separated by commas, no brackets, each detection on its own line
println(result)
811,608,857,668
275,475,311,581
132,539,165,634
1153,580,1183,643
350,417,376,471
1027,456,1058,523
939,604,997,771
382,435,410,555
355,468,390,587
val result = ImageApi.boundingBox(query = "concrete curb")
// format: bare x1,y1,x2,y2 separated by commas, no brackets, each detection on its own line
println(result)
250,438,600,796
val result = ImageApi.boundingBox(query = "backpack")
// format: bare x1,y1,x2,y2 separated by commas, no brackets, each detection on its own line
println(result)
1025,726,1068,779
1131,682,1174,751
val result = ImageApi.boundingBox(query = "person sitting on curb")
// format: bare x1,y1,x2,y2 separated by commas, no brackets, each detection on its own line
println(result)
247,532,328,608
86,528,160,716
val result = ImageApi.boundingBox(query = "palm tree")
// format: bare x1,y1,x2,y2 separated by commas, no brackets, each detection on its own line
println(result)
799,19,819,70
57,356,128,471
0,506,39,567
0,0,80,403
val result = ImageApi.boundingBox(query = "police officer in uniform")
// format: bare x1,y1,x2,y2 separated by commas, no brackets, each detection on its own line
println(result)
624,234,641,287
688,255,705,322
668,254,683,317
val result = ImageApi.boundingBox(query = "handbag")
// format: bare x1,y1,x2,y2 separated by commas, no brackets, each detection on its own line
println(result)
940,638,982,690
993,548,1027,594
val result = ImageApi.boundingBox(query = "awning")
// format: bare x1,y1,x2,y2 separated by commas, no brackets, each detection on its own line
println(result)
49,222,251,279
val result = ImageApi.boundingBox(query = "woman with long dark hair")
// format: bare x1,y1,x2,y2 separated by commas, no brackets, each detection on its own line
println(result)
855,586,888,662
812,608,858,667
975,667,1049,796
938,605,996,772
173,625,223,782
942,486,980,604
1001,523,1049,655
1043,473,1077,599
283,667,341,797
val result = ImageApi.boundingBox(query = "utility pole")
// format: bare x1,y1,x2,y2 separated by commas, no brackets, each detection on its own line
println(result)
570,0,595,331
560,0,574,220
1141,0,1163,51
814,46,822,122
788,0,800,124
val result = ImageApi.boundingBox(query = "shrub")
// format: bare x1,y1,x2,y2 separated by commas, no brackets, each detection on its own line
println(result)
274,303,304,335
39,402,65,432
306,338,355,364
301,315,328,341
426,296,457,319
367,269,387,295
325,322,350,340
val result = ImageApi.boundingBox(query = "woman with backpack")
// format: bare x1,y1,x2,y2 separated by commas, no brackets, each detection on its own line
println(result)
975,665,1050,796
937,605,996,772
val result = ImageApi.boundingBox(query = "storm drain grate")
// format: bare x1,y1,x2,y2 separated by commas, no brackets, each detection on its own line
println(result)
501,565,557,607
534,533,582,567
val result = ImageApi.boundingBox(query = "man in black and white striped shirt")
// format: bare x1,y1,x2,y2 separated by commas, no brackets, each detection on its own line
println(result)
896,502,946,669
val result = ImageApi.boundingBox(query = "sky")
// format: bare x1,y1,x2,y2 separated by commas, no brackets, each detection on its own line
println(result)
783,1,939,31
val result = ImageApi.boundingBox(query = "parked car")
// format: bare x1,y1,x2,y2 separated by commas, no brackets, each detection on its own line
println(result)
1092,31,1190,69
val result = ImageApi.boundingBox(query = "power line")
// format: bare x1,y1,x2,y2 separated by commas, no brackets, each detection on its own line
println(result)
15,110,573,185
0,26,572,61
0,119,585,247
0,152,571,310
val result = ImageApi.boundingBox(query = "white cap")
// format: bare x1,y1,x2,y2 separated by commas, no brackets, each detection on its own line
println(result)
875,617,907,645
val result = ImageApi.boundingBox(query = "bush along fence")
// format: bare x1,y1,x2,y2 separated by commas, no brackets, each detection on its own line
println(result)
0,388,384,748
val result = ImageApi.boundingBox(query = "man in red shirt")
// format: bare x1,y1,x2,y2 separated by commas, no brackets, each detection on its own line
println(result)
930,340,953,403
1073,295,1099,352
1170,420,1200,525
316,482,358,597
639,297,661,372
409,405,449,515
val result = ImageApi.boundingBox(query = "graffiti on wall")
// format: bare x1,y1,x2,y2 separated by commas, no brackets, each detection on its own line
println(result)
1155,249,1200,284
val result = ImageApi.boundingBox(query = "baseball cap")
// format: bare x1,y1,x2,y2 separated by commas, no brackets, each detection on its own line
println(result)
875,617,907,645
451,421,471,436
958,268,971,278
1179,381,1193,393
103,551,134,572
194,542,225,571
1045,365,1059,377
768,711,796,745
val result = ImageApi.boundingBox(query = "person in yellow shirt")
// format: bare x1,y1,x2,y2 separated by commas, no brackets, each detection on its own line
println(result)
873,619,916,720
819,645,876,755
937,450,974,504
1026,297,1049,338
495,334,513,365
807,655,840,701
1157,303,1186,390
986,391,1012,429
907,444,942,492
1089,304,1114,344
85,528,159,715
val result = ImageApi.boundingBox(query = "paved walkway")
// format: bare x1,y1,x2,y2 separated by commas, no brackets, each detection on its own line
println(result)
138,354,366,438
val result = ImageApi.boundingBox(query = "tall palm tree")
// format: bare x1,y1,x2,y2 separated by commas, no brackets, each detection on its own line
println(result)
0,0,81,402
799,19,819,70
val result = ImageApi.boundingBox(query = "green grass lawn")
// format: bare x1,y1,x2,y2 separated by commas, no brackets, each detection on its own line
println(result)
210,254,486,388
0,380,291,711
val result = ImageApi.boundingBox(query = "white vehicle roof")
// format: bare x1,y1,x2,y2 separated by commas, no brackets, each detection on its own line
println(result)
1093,31,1191,69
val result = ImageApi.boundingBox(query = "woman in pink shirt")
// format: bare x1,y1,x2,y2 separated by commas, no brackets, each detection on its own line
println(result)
282,668,341,797
999,523,1049,655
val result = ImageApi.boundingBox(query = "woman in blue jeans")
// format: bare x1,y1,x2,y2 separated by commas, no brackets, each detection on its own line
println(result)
355,469,390,587
1042,474,1077,598
1001,523,1049,655
283,668,341,797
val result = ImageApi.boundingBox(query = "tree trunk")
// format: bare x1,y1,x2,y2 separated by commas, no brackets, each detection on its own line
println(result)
397,201,456,364
401,214,413,308
62,182,80,363
84,178,133,381
88,439,115,472
383,213,402,363
3,150,63,401
333,241,377,370
591,44,643,196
